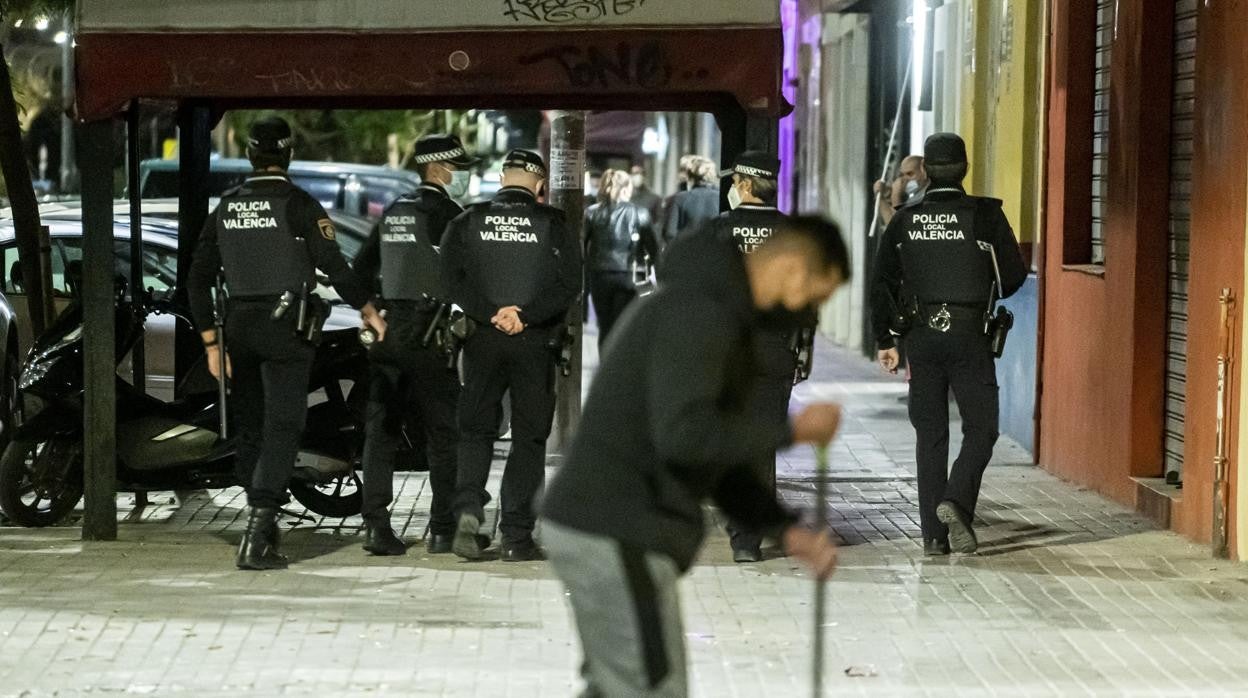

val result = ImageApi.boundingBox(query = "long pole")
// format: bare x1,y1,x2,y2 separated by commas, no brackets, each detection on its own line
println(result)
546,110,586,451
812,444,830,697
868,54,915,238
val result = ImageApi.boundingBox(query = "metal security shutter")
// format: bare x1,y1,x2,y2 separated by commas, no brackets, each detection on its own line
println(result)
1164,0,1198,481
1089,0,1114,264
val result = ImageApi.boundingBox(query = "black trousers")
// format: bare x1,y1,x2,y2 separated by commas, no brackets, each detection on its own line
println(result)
589,270,637,351
454,327,557,544
227,302,315,509
360,311,461,532
728,331,796,551
905,327,1000,541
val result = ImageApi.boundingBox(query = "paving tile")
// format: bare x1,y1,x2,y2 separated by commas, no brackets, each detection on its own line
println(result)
1,342,1248,696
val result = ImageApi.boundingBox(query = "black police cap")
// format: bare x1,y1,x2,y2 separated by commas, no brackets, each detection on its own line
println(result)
924,132,968,166
724,151,781,181
502,149,547,178
413,134,478,167
248,116,295,152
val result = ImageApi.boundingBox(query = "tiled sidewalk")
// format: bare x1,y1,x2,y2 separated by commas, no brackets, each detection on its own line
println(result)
1,343,1247,696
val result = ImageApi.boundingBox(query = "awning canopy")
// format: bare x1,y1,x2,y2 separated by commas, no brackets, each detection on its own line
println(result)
74,0,785,121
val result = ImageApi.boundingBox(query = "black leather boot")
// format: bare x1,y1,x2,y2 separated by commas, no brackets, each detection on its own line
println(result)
363,520,407,556
236,506,289,570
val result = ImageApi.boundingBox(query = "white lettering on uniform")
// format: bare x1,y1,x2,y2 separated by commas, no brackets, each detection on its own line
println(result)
223,217,279,230
908,230,967,241
484,216,532,226
383,233,419,243
909,211,965,241
481,231,538,243
733,226,774,254
385,216,418,226
226,201,273,213
912,213,959,224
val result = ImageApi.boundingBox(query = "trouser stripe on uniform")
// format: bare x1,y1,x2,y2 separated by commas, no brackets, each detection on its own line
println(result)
618,542,670,688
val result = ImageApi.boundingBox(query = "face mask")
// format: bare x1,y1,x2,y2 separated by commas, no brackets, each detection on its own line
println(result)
727,185,744,210
630,174,644,189
445,170,471,199
905,179,921,199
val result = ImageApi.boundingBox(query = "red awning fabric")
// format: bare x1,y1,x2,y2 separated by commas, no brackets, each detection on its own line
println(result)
73,27,785,122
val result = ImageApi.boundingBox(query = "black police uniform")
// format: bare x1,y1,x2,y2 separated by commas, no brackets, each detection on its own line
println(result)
188,172,371,510
584,199,658,348
871,185,1027,550
440,173,581,554
661,200,807,558
352,180,464,546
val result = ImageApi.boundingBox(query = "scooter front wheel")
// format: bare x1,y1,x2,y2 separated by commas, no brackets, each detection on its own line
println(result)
0,436,84,527
289,471,363,519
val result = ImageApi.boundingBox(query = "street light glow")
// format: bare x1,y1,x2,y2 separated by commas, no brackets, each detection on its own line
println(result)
53,31,67,45
34,17,49,31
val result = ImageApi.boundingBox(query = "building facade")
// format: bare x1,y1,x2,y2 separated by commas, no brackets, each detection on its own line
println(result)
786,0,1248,559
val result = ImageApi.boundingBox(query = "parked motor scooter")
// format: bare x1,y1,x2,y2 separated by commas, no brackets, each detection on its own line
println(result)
0,278,370,527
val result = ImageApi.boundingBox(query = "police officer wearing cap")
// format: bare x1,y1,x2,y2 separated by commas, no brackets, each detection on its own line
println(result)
660,150,816,563
189,116,386,570
871,132,1027,555
440,149,581,562
350,134,476,556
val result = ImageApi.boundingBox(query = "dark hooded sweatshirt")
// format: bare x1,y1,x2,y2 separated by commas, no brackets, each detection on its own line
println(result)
541,230,798,571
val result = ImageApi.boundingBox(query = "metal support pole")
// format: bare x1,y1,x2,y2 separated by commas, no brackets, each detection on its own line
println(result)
547,110,586,452
78,119,118,541
58,12,76,194
127,105,146,394
174,104,213,394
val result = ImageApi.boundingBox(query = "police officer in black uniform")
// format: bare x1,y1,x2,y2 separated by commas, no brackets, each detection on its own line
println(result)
350,135,477,556
440,149,581,562
661,151,815,563
188,116,386,571
871,133,1027,555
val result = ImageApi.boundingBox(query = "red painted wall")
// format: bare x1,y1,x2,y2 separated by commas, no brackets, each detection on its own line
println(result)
1039,1,1172,508
1177,0,1248,547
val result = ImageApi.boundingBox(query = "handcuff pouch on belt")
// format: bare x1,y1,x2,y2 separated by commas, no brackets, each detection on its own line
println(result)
272,282,326,345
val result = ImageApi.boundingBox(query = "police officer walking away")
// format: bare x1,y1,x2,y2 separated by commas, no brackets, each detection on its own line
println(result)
871,133,1027,555
661,151,810,563
350,135,476,556
188,116,386,570
440,149,581,562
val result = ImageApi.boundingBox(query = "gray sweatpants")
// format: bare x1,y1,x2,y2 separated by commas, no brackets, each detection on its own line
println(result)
544,521,688,698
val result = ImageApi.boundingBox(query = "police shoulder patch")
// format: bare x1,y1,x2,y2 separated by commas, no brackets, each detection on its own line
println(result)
318,219,336,241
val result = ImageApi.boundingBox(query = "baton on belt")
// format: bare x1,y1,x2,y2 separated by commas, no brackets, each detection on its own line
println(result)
422,303,449,348
812,444,830,697
213,275,229,440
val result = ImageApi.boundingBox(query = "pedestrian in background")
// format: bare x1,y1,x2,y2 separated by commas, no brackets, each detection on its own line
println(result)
543,216,848,698
875,154,929,226
585,169,659,350
629,164,665,232
663,155,720,245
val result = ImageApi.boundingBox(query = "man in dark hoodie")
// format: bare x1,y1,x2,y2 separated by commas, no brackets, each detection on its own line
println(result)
542,215,848,698
660,150,811,563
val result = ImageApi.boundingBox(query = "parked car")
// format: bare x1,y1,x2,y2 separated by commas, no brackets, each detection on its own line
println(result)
0,208,361,403
139,159,423,219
